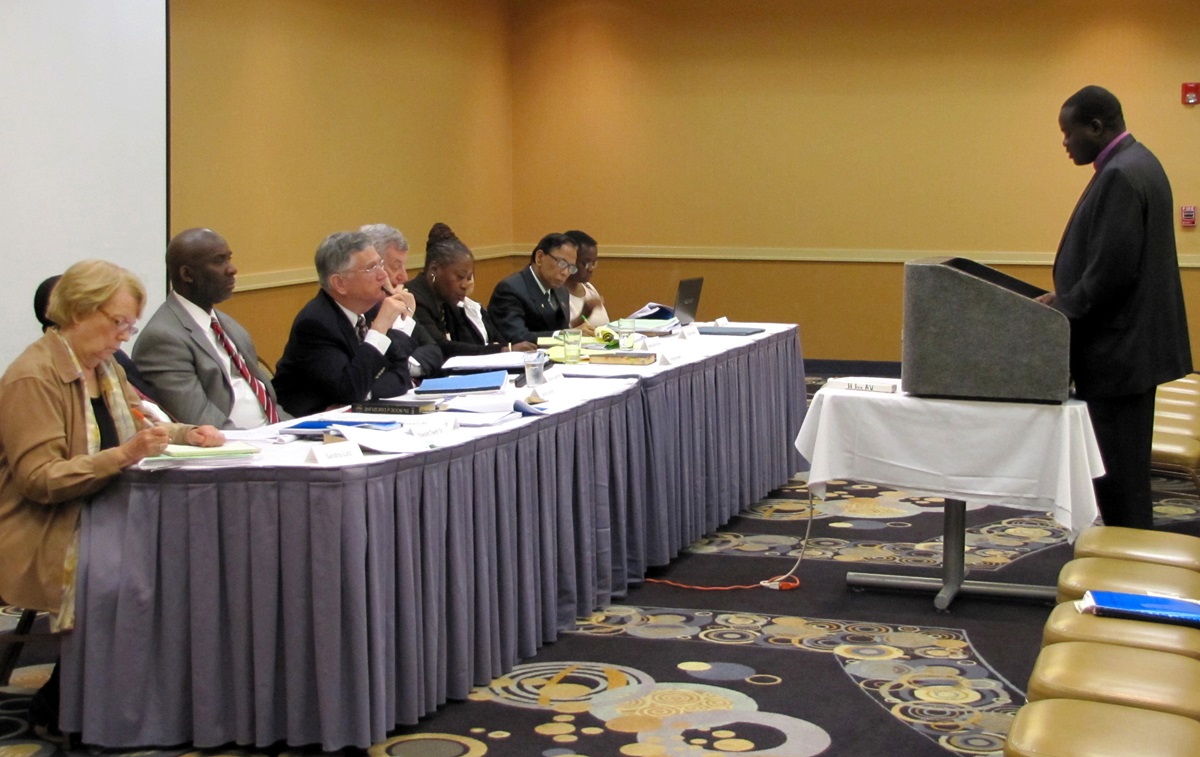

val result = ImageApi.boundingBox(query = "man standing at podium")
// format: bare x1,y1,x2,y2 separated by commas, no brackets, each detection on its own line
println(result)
1037,85,1191,530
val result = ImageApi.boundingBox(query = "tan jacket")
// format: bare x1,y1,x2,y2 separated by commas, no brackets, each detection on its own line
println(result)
0,332,193,612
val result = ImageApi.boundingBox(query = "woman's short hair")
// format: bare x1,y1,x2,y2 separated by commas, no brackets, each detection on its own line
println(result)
46,260,146,328
425,222,473,270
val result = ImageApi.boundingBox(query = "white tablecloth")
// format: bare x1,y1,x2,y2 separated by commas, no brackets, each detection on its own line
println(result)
794,385,1104,536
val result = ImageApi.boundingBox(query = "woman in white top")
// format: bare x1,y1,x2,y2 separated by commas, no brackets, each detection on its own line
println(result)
565,230,609,335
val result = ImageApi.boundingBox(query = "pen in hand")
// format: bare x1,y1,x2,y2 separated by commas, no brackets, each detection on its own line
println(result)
131,407,153,430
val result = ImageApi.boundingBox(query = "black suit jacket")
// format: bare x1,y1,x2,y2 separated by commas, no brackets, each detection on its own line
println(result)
487,267,569,344
408,273,503,358
272,289,423,417
1052,135,1191,398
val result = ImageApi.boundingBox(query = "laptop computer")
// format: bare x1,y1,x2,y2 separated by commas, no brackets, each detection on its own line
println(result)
673,277,703,325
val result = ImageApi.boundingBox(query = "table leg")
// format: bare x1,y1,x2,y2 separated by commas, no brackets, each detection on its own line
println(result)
845,499,1058,610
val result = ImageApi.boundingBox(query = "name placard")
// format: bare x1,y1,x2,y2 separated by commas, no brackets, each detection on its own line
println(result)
306,440,365,466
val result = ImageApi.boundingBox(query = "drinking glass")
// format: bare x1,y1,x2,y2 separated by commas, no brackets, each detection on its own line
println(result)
524,350,547,387
562,329,583,363
617,319,636,350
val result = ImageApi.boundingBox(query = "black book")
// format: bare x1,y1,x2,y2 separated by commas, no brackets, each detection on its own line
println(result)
349,398,440,415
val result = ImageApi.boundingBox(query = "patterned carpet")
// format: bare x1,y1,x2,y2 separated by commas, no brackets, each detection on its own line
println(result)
4,474,1200,757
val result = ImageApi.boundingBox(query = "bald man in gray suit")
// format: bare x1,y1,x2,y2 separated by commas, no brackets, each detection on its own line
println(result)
133,228,287,428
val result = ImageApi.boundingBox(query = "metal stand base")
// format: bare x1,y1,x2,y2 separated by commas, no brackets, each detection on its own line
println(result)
844,499,1057,610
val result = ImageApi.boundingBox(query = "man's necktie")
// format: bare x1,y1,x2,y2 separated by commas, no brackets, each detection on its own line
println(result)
356,314,369,342
211,315,279,424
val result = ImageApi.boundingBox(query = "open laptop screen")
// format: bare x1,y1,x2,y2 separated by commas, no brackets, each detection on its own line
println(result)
674,278,703,325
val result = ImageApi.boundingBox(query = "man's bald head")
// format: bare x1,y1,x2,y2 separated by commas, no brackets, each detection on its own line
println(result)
166,227,237,311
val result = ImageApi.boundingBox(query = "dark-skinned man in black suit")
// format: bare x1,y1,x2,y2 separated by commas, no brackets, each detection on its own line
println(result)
488,233,579,345
1037,85,1191,529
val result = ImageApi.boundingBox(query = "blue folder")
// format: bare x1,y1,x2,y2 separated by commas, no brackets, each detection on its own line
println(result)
284,419,404,436
1082,590,1200,628
414,370,509,395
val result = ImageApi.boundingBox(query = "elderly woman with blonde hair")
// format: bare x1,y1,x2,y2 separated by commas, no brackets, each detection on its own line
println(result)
0,259,224,739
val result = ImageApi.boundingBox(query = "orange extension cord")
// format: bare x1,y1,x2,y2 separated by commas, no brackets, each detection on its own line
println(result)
644,488,816,593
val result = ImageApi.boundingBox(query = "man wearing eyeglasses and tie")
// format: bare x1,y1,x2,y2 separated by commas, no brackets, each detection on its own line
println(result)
488,233,579,345
133,228,289,428
272,230,442,418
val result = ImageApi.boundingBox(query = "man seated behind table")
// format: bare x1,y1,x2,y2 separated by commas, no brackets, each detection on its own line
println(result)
407,222,536,357
360,222,410,287
488,232,578,345
132,228,288,429
359,222,445,377
273,231,438,417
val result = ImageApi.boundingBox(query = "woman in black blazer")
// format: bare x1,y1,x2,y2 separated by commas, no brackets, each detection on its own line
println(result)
408,223,536,358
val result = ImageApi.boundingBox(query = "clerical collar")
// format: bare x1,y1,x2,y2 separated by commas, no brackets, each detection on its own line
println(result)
1094,131,1130,173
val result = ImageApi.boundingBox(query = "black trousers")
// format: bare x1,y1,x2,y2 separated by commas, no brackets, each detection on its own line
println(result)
1086,388,1157,530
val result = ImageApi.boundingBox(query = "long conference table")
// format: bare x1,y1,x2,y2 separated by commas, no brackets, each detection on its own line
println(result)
58,324,805,750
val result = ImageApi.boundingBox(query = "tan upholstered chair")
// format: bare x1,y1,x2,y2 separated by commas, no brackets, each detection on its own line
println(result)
1152,374,1200,490
1056,556,1200,603
1074,526,1200,572
1042,600,1200,659
1005,699,1200,757
1027,641,1200,720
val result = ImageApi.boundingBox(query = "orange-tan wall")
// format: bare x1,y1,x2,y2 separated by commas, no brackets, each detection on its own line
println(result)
510,1,1197,253
169,0,515,276
171,0,1200,365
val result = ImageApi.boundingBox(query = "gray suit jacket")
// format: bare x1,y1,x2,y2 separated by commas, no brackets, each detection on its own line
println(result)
132,294,286,428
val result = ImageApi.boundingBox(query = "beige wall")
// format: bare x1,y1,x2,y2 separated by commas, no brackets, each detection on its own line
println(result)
510,0,1197,255
171,0,1200,364
170,0,515,276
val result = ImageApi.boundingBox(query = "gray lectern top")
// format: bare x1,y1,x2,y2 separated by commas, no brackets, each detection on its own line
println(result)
901,257,1070,403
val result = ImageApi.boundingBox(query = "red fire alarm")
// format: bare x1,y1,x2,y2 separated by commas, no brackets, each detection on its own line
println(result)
1184,83,1200,105
1184,206,1197,228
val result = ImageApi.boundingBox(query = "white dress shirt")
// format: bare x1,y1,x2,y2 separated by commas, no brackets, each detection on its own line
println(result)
334,301,424,381
174,292,267,429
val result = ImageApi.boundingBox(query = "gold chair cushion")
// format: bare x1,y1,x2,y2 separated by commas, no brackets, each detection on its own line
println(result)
1005,698,1200,757
1042,600,1200,659
1074,526,1200,572
1027,641,1200,720
1152,431,1200,470
1057,557,1200,603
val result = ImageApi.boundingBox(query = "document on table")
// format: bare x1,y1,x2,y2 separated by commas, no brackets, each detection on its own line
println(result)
332,418,465,453
442,352,527,371
137,441,263,469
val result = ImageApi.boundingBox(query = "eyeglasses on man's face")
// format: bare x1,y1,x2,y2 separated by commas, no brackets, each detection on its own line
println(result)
344,260,385,277
546,253,578,275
